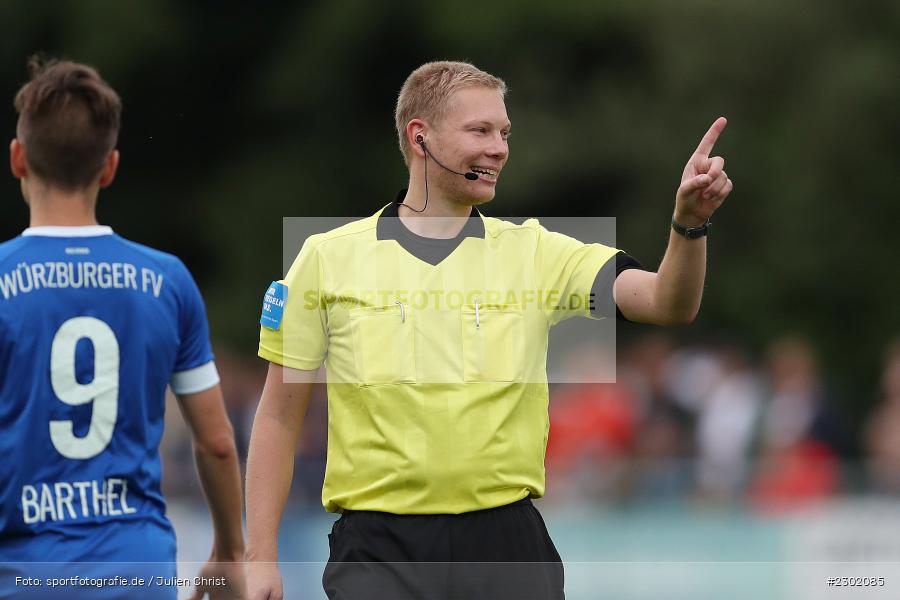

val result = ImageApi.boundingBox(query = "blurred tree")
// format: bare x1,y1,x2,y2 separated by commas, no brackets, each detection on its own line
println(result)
1,0,898,425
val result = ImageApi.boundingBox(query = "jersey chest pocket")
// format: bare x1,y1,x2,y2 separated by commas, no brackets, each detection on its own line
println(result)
349,304,416,386
460,303,524,382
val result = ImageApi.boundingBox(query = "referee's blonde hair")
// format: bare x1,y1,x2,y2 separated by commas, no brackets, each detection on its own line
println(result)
395,61,507,167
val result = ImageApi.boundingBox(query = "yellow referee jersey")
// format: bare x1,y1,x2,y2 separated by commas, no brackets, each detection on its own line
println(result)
259,202,620,514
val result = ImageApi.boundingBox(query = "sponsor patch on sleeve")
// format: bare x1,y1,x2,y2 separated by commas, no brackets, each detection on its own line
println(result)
260,281,288,330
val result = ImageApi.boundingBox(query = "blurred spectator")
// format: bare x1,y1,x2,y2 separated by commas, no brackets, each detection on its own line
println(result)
749,336,846,512
673,345,764,503
621,334,695,501
863,341,900,494
215,348,267,463
546,345,637,504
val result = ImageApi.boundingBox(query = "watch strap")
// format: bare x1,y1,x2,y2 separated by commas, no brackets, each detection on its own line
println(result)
671,217,710,239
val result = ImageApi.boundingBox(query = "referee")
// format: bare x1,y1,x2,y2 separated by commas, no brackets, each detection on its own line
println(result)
246,61,732,600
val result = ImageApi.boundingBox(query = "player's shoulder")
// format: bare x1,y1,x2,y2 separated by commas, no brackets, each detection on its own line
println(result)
111,235,196,287
113,235,185,267
0,236,30,268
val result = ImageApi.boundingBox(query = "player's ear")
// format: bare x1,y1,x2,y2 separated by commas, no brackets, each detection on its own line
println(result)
98,149,119,189
10,139,27,179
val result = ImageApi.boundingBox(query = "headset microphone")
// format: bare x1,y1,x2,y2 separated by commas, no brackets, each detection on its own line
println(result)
397,136,480,213
417,137,480,181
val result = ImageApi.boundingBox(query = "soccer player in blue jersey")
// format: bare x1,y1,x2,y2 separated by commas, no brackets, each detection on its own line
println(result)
0,58,246,599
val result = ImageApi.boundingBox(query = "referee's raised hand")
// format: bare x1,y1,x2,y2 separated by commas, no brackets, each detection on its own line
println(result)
674,117,732,227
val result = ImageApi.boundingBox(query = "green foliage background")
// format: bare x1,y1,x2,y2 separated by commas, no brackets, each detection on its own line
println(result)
2,0,898,422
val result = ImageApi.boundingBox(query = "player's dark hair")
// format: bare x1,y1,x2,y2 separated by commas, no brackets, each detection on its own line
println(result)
13,56,121,191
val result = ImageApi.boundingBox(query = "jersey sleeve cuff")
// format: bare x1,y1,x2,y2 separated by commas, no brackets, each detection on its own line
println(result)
589,251,644,321
170,361,220,395
258,345,324,370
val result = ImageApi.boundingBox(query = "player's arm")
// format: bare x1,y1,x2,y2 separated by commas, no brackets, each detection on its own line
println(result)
614,117,733,325
177,384,245,559
176,384,246,600
245,363,316,600
176,384,247,600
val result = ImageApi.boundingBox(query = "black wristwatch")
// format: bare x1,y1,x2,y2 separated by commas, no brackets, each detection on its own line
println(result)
671,217,710,239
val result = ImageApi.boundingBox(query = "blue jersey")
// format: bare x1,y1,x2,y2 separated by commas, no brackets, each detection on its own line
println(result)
0,226,218,584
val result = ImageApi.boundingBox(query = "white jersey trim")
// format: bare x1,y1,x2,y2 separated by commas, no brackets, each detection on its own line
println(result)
170,361,220,395
22,225,114,237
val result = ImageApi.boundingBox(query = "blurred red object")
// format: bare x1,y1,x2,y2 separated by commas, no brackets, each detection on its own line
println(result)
748,439,840,513
547,383,636,471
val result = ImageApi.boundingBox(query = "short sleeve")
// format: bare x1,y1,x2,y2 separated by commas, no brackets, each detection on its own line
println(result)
258,237,328,370
590,251,644,321
529,220,620,326
170,259,219,394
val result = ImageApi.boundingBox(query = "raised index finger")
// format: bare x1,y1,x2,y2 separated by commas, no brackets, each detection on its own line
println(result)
694,116,728,157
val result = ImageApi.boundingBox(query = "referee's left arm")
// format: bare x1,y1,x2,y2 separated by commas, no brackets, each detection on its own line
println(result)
614,117,733,325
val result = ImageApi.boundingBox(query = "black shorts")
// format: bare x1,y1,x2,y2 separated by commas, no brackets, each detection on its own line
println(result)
322,497,565,600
